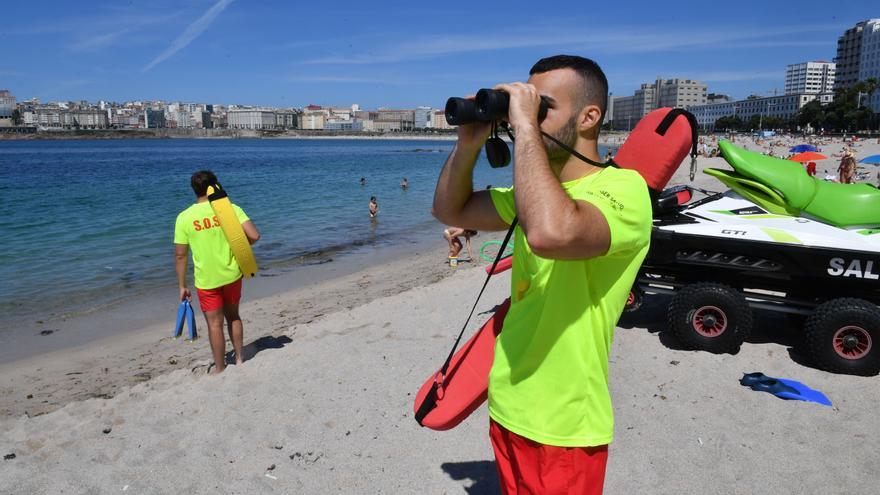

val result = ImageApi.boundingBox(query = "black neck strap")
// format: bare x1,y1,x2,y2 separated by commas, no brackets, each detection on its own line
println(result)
539,131,617,169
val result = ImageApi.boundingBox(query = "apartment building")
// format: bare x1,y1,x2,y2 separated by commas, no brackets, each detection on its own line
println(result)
687,93,834,131
0,90,15,127
612,77,707,129
227,108,277,129
835,20,870,91
785,61,836,94
23,107,108,129
432,110,454,129
414,106,433,128
858,20,880,112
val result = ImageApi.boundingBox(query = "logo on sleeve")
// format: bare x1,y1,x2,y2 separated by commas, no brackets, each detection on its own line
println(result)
598,190,625,211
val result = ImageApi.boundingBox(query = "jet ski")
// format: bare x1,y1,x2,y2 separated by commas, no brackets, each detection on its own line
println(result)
632,140,880,376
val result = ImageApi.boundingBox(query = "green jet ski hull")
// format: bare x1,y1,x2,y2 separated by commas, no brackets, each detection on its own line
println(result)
712,141,880,228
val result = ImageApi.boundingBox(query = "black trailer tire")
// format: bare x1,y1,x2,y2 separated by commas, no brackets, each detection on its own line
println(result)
804,298,880,376
624,286,644,313
668,283,752,354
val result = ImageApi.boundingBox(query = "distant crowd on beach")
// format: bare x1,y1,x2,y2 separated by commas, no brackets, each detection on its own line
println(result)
695,133,879,186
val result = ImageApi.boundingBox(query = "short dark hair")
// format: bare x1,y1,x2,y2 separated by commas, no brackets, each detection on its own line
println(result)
530,55,608,120
191,170,218,197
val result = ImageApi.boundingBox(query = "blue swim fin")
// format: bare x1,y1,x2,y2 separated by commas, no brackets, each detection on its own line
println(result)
173,301,187,338
184,300,198,341
740,372,832,406
776,378,832,407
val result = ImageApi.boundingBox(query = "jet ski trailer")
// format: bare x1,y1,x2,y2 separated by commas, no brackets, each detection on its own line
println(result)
630,141,880,376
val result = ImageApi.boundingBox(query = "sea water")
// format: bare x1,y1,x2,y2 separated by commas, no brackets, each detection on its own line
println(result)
0,139,507,326
0,138,608,333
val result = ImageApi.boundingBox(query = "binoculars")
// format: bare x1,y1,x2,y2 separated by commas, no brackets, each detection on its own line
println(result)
445,89,549,126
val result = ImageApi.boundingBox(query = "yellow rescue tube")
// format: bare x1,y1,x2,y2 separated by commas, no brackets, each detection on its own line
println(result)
206,184,258,278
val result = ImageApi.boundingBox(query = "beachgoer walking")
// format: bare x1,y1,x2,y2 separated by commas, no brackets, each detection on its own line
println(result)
839,152,856,184
401,177,409,190
806,161,817,177
369,196,379,218
433,55,651,494
174,170,260,374
442,227,477,261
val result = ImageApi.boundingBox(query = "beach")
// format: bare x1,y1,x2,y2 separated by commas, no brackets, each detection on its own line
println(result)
1,135,879,493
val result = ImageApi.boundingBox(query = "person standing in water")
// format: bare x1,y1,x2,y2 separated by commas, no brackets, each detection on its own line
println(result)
401,177,409,190
174,170,260,374
369,196,379,218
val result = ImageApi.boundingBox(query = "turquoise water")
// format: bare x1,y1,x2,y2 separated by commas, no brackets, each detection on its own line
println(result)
0,138,521,325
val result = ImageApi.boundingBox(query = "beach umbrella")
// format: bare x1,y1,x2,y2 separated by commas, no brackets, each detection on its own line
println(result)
858,154,880,165
788,151,828,163
790,144,819,153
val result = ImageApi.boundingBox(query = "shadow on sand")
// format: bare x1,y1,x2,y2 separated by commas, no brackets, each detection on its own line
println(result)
441,460,500,495
225,335,293,365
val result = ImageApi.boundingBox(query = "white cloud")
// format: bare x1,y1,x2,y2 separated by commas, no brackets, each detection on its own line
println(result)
301,23,844,65
287,75,389,84
69,29,133,52
142,0,235,72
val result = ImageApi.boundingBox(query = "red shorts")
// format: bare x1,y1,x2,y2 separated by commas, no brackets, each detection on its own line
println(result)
196,277,242,313
490,419,608,495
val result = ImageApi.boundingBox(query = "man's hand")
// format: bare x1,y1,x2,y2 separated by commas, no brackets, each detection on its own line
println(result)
456,95,493,151
179,287,191,302
493,82,542,131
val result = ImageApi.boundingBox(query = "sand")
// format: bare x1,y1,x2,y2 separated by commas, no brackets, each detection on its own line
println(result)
1,135,878,494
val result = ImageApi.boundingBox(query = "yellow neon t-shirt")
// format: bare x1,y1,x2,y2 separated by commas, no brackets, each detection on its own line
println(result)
173,201,249,290
488,167,652,447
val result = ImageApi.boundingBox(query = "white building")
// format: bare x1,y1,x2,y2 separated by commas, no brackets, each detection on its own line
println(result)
785,61,836,95
687,93,833,131
414,106,433,128
858,19,880,113
0,90,16,127
23,107,108,129
299,110,325,130
227,108,277,129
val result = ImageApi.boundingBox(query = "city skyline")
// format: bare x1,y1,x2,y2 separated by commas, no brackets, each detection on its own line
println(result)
0,1,875,108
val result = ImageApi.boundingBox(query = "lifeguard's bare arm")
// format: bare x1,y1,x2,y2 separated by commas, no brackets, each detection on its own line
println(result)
432,143,508,232
242,220,260,245
432,107,509,232
175,243,191,300
512,126,611,259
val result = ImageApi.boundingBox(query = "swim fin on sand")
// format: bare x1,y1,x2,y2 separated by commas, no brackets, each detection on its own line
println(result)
740,372,831,406
173,300,198,341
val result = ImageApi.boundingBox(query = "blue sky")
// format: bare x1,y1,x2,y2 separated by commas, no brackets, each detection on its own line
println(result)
0,0,874,108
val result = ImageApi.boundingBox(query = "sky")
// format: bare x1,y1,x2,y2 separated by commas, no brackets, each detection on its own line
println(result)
0,0,876,109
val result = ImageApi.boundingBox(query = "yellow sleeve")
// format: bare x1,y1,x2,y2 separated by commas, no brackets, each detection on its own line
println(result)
173,212,189,245
577,170,652,257
232,204,250,223
489,187,516,225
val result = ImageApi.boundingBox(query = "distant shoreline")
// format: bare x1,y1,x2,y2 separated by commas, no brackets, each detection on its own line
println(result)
0,128,462,141
0,127,630,145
